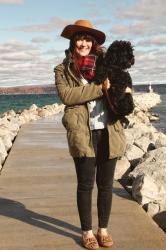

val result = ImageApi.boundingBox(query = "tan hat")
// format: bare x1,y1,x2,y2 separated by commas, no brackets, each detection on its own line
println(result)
61,19,106,45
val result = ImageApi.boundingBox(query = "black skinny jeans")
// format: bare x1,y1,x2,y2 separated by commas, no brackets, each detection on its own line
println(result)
73,128,117,231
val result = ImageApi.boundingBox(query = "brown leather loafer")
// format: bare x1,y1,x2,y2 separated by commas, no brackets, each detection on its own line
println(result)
97,232,113,247
82,235,99,250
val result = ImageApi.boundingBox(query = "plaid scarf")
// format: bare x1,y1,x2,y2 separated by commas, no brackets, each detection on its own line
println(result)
77,54,97,81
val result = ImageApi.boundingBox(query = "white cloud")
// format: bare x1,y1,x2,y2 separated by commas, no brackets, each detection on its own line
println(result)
105,0,166,87
117,0,166,20
130,48,166,85
0,0,166,87
0,40,62,87
31,37,50,44
15,17,72,33
45,48,64,56
0,0,23,4
108,0,166,40
137,35,166,47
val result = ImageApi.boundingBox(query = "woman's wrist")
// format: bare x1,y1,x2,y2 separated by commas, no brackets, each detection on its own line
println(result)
101,79,110,93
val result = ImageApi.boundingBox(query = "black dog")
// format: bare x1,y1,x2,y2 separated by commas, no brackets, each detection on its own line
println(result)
103,40,135,118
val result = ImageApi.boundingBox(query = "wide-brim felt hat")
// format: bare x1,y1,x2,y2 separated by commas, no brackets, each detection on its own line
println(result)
61,19,106,45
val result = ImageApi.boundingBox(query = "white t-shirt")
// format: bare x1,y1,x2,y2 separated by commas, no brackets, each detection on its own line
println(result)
81,78,108,130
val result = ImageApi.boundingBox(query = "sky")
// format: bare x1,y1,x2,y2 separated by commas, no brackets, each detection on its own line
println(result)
0,0,165,87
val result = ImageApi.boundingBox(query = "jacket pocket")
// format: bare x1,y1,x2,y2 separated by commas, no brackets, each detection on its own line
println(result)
108,120,126,158
62,108,80,131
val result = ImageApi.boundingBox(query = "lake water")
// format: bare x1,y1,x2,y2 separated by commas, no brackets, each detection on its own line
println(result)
0,84,166,133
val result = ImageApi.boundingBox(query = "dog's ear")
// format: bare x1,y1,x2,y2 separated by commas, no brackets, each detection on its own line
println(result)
94,54,107,83
105,40,120,66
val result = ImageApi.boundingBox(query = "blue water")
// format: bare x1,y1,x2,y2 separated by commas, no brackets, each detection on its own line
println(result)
0,85,166,133
133,84,166,94
0,94,61,115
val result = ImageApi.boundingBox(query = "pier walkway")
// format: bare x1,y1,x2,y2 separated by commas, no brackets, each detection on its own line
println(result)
0,114,166,250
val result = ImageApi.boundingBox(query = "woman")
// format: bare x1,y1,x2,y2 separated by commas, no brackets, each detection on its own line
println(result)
54,20,126,250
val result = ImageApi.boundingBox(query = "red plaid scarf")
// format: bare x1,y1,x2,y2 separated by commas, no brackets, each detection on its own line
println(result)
77,54,97,81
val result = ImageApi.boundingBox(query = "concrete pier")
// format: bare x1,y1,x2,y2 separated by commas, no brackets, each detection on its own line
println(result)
0,114,166,249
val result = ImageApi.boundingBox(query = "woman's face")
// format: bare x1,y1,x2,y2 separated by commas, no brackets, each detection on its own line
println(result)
75,37,93,56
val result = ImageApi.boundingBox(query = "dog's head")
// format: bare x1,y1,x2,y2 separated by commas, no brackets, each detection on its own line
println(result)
105,40,135,70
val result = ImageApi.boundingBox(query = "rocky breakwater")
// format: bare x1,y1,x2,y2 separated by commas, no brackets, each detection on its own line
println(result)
114,92,166,232
0,103,64,171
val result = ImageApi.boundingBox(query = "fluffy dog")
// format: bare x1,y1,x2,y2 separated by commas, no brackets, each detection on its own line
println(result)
103,40,135,118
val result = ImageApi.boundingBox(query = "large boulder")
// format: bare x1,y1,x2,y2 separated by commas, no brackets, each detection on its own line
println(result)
0,117,20,134
29,104,38,111
1,134,12,151
134,136,153,152
155,133,166,148
132,172,166,205
114,156,130,180
0,138,7,164
18,109,40,124
141,147,166,163
38,108,53,117
125,144,144,161
0,127,17,141
129,147,166,210
37,104,64,118
133,92,161,111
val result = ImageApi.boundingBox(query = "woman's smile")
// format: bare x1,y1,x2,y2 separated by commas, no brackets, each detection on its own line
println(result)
75,39,92,56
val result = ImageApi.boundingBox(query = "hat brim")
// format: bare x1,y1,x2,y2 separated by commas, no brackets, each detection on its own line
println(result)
61,24,106,45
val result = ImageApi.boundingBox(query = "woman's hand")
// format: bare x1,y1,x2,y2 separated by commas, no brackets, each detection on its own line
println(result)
102,78,110,93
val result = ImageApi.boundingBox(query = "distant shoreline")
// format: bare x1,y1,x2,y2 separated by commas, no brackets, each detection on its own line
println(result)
0,92,57,96
0,84,56,95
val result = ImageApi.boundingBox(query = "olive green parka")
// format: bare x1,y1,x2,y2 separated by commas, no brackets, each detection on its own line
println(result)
54,51,126,158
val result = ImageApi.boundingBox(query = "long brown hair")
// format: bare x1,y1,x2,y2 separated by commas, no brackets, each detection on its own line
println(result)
69,32,104,78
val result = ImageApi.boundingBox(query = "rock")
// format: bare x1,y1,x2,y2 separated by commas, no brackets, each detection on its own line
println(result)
29,104,38,111
133,92,161,111
0,127,16,141
129,159,166,181
149,114,160,122
155,133,166,148
125,127,143,140
130,157,166,209
128,92,161,125
135,111,150,124
18,110,39,124
1,109,17,119
146,202,160,217
38,109,52,117
37,104,64,118
114,156,130,180
153,211,166,232
124,130,134,145
124,123,158,149
132,174,166,205
0,118,20,134
134,136,153,152
141,147,166,163
125,144,144,161
144,202,166,231
1,134,12,151
0,138,7,164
